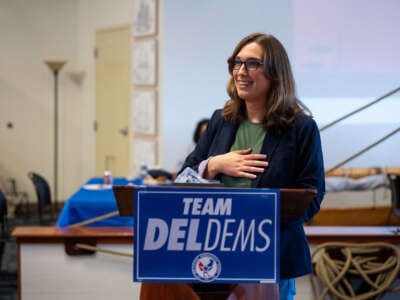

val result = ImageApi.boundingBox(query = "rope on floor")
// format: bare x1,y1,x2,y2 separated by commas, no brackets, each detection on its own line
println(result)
74,243,133,258
68,210,120,227
311,242,400,300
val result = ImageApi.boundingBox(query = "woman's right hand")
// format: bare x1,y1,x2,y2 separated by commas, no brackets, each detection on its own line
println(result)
205,148,269,179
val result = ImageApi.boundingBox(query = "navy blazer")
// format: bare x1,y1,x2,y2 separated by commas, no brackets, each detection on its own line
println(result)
182,109,325,279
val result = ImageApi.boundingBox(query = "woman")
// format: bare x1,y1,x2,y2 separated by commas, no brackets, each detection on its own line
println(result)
181,33,325,299
175,118,209,173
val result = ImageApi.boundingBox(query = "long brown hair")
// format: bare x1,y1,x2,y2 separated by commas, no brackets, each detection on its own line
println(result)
223,33,309,131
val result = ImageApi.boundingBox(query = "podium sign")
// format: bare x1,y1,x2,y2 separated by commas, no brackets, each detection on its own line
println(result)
133,186,280,283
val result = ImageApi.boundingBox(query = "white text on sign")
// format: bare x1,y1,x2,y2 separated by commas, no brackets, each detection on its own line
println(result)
143,197,272,252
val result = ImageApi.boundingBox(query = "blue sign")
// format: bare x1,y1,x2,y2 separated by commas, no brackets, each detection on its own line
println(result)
133,186,280,283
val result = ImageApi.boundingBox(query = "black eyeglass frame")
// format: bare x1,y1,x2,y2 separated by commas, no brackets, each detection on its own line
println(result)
227,58,264,72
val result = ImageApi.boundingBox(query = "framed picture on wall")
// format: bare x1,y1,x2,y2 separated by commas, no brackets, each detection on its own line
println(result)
132,0,157,37
132,89,157,135
132,38,157,85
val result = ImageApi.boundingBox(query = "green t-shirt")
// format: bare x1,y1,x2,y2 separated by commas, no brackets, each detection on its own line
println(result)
221,119,266,188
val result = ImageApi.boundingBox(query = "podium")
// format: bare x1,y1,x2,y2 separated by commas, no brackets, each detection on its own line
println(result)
113,185,316,300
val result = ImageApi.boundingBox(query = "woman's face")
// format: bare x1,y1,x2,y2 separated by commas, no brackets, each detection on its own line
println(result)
200,122,207,134
233,42,271,104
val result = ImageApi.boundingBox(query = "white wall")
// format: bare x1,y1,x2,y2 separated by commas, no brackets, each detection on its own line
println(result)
0,0,81,202
161,0,294,172
161,0,400,172
0,0,132,203
75,0,134,181
0,0,399,205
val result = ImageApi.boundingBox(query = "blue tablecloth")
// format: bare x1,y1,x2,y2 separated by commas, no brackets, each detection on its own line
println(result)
57,177,138,227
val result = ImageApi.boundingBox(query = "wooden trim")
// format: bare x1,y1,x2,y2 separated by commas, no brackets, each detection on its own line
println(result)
305,226,400,244
326,167,400,178
308,206,400,226
12,226,133,244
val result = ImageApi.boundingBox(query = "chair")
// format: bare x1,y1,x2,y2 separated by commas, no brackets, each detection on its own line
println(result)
310,242,400,300
28,172,53,224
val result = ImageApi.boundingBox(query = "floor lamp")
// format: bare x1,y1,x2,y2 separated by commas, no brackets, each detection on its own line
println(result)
45,60,67,211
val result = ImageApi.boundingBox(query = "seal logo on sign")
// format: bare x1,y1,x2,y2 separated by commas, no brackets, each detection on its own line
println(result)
192,253,221,282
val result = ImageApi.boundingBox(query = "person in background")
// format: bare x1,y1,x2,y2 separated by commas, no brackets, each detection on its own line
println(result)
181,33,325,299
193,118,210,145
175,118,209,173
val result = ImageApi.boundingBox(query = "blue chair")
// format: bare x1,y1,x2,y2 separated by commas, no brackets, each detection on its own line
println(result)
28,172,53,224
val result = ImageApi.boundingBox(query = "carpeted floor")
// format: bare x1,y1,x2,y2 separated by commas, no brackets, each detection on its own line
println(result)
0,218,18,300
0,241,17,300
0,211,56,300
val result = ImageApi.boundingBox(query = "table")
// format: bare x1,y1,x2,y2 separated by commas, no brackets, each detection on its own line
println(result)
57,177,140,227
12,226,138,300
305,226,400,244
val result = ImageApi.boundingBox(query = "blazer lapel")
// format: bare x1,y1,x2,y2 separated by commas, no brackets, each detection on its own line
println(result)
252,130,282,187
211,121,238,155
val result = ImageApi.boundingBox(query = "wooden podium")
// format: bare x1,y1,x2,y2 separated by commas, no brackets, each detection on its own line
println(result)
113,185,316,300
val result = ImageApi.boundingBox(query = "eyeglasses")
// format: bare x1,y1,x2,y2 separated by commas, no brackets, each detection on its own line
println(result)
228,58,264,71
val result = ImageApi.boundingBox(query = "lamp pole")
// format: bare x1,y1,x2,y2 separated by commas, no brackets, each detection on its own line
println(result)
45,60,66,211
